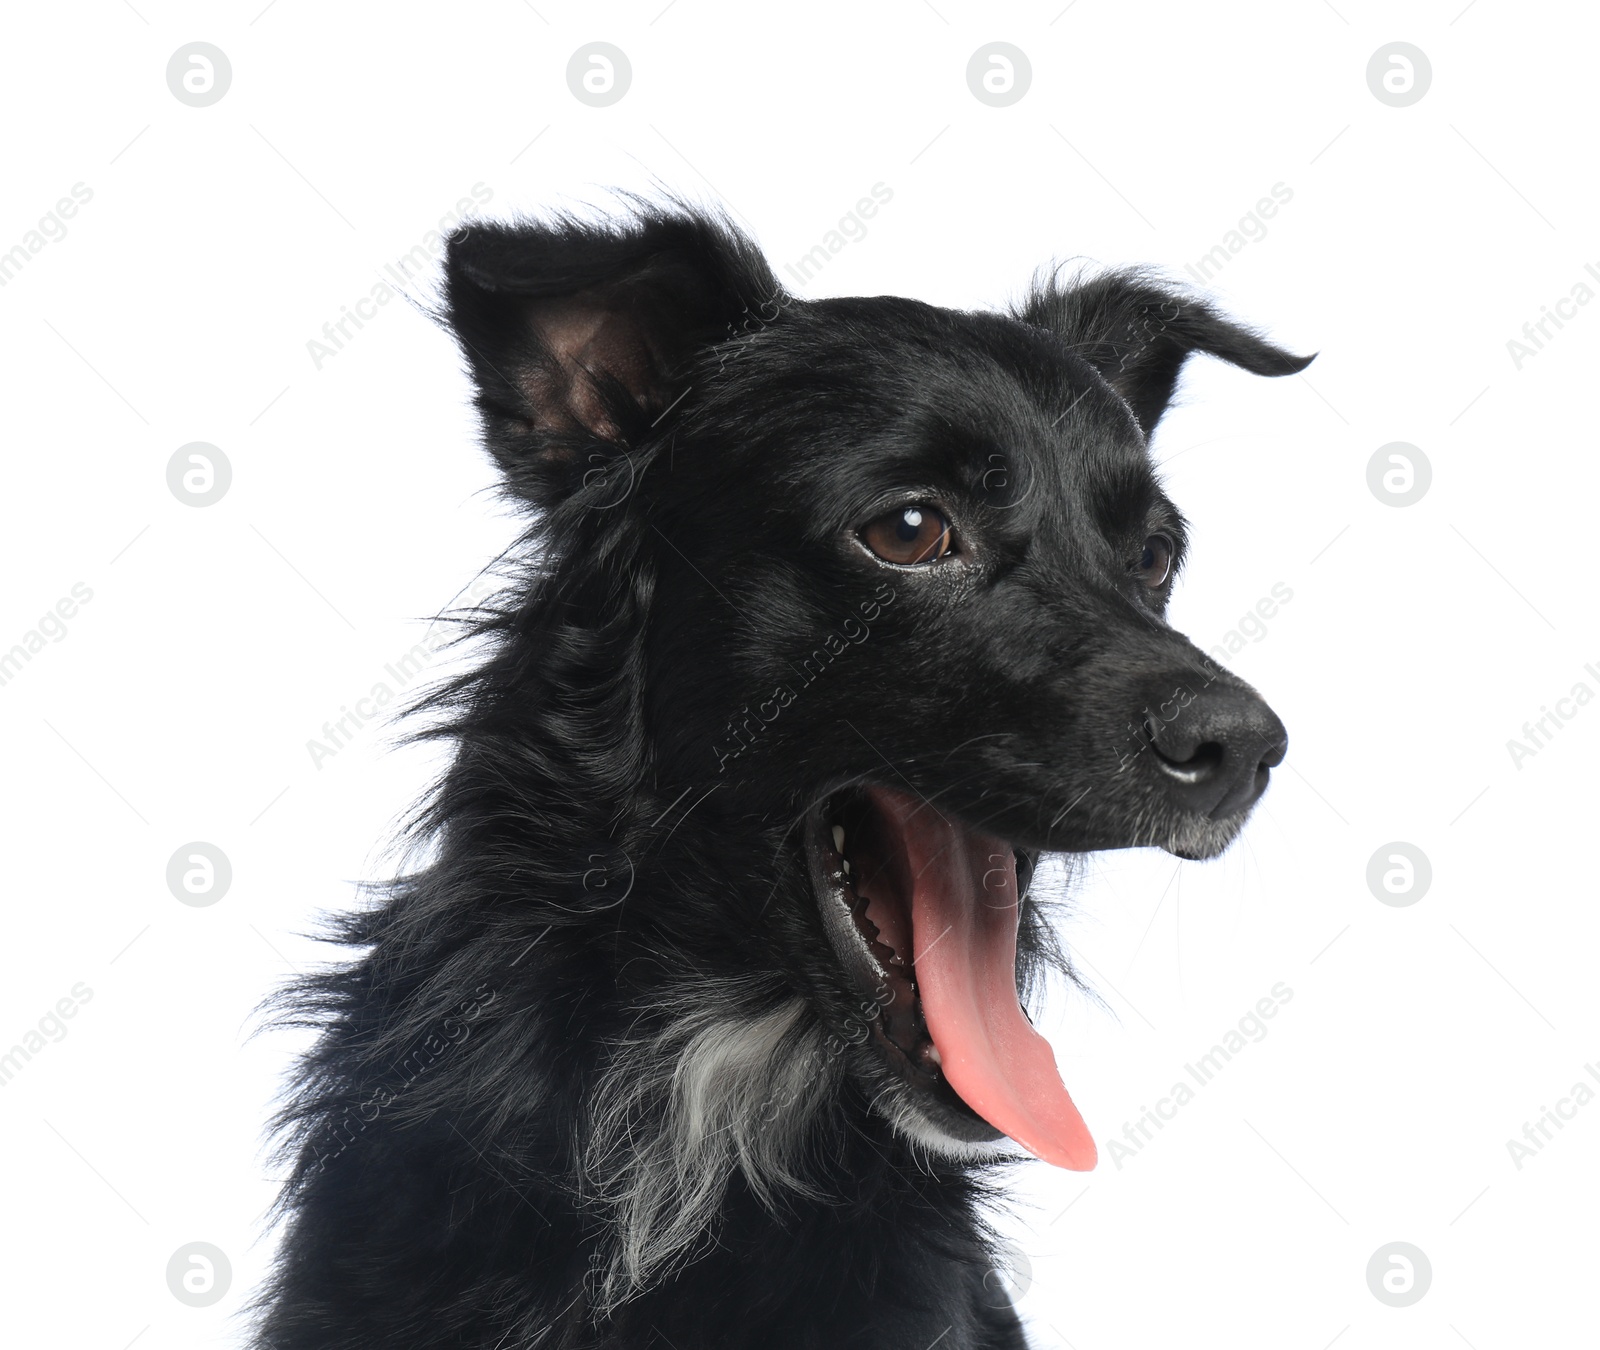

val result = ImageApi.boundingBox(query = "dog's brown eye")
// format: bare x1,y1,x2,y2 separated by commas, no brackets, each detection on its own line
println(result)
862,506,954,566
1134,533,1174,588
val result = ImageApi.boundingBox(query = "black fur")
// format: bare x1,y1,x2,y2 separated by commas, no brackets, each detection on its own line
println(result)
255,203,1308,1349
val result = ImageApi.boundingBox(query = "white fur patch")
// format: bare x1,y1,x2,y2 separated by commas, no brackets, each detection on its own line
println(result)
582,986,840,1313
886,1098,1023,1165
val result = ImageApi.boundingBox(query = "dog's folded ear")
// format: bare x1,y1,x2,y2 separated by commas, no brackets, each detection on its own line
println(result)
1020,270,1313,437
443,207,781,502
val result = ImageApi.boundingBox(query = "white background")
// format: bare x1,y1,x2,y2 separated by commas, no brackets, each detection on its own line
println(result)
2,3,1596,1347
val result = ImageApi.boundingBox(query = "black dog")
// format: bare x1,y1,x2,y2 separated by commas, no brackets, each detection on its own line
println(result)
257,204,1307,1349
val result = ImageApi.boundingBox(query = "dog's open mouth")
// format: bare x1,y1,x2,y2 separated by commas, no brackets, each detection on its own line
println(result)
805,784,1098,1171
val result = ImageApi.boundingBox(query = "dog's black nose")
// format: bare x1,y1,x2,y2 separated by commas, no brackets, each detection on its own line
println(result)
1143,688,1287,819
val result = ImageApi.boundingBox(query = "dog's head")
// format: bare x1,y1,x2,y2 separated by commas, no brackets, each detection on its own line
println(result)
443,205,1308,1180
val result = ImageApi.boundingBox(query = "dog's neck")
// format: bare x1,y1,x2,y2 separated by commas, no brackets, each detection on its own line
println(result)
268,555,1027,1345
578,984,842,1311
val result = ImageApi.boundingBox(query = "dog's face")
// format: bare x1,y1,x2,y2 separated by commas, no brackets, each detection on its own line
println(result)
445,210,1306,1176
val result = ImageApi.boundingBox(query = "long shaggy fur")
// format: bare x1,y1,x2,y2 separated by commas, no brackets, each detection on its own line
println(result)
253,201,1305,1350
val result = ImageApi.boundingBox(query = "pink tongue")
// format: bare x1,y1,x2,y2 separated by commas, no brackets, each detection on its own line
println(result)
866,786,1097,1171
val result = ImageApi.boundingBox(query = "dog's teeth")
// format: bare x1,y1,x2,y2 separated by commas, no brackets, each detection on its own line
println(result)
831,825,845,855
842,859,852,876
926,1043,942,1067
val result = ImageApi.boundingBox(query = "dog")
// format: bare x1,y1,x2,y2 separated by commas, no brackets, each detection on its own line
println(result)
256,203,1307,1348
